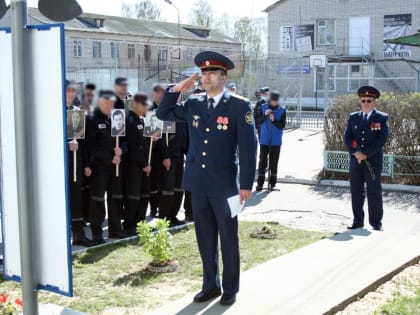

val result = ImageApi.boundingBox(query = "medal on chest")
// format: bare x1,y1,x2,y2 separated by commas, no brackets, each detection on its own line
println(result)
370,122,381,131
217,116,229,131
192,115,200,128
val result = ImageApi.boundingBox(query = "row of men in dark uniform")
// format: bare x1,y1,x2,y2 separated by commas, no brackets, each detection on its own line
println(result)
66,78,192,247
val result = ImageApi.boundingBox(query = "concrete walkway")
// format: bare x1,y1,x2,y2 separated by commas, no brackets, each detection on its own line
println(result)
147,210,420,315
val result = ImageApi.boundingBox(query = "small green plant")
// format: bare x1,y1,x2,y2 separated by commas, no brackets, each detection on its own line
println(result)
137,219,173,266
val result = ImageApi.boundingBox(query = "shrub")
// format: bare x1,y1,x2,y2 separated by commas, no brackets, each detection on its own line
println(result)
323,92,420,184
137,219,173,265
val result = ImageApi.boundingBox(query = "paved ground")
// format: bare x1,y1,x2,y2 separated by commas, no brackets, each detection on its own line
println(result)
147,210,420,315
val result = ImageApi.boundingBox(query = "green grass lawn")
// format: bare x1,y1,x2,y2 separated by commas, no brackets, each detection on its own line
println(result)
378,287,420,315
0,222,329,315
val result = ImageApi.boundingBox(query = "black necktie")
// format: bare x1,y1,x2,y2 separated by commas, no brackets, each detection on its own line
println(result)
208,98,215,116
364,113,368,122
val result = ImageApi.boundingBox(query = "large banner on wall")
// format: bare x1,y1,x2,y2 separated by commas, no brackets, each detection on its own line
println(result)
280,24,314,52
383,14,412,58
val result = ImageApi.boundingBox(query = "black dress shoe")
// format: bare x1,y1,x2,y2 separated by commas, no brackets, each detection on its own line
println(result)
91,239,106,246
72,237,96,247
347,223,364,230
108,232,130,239
193,289,221,303
255,185,263,192
372,225,383,231
185,214,194,222
220,294,236,306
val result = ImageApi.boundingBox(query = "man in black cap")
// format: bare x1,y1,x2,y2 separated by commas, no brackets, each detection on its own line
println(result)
157,51,257,306
114,77,129,110
344,85,389,231
254,87,270,139
255,91,286,191
85,90,128,244
123,93,152,235
65,80,94,247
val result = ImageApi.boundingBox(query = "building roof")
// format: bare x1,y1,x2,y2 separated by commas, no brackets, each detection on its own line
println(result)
263,0,289,12
0,8,240,45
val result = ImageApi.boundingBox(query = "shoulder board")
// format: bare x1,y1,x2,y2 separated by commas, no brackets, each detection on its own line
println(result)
349,111,360,117
375,110,389,117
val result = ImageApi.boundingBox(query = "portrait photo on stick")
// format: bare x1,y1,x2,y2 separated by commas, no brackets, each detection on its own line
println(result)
111,109,126,137
67,110,86,139
163,120,176,134
144,111,163,138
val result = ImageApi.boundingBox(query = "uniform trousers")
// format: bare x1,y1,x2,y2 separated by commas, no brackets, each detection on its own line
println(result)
123,163,150,234
69,163,85,240
349,156,384,227
89,163,124,240
192,194,240,295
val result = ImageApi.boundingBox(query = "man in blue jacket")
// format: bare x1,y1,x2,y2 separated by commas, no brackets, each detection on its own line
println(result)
344,86,389,231
256,91,286,191
157,51,257,306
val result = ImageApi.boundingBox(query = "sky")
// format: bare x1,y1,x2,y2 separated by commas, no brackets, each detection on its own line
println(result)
26,0,274,22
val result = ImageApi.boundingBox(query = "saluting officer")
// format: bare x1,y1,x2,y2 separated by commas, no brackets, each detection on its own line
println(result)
254,87,270,139
66,80,94,247
344,86,389,231
157,51,257,306
123,93,152,235
85,90,127,245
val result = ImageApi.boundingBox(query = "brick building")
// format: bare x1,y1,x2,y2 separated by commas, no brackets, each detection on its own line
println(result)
263,0,420,104
0,8,243,92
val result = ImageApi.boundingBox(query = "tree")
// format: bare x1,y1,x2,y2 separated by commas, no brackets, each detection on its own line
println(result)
234,17,266,57
189,0,213,28
214,13,235,36
121,0,162,21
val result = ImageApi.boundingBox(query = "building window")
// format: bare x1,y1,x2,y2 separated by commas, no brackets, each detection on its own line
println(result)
159,47,168,62
314,65,336,91
144,45,151,63
92,41,102,58
73,40,82,57
110,42,120,59
317,19,336,46
185,48,193,60
348,64,370,91
128,44,135,59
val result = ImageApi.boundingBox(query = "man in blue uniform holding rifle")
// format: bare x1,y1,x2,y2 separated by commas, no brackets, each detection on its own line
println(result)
157,51,257,306
344,86,389,231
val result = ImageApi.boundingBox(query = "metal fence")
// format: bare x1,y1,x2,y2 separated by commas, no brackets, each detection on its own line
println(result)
324,150,420,178
286,111,324,129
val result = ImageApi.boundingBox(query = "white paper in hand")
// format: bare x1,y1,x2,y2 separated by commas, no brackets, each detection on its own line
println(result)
228,195,245,218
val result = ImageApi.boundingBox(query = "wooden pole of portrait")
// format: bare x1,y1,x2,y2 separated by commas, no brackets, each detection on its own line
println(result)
116,136,120,177
148,137,153,175
166,132,169,146
73,149,77,182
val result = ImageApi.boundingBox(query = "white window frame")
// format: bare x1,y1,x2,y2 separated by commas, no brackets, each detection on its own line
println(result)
317,19,336,46
110,42,120,59
73,40,82,57
128,44,135,59
313,65,336,92
92,41,102,59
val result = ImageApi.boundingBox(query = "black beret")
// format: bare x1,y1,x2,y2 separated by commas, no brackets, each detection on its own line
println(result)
99,90,116,100
133,93,149,105
115,77,128,85
357,86,380,99
194,51,235,72
85,83,96,90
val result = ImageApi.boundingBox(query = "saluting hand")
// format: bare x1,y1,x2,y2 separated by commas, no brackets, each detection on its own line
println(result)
172,73,200,93
240,189,252,205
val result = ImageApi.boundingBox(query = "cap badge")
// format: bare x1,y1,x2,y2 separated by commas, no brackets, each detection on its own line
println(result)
205,60,210,66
